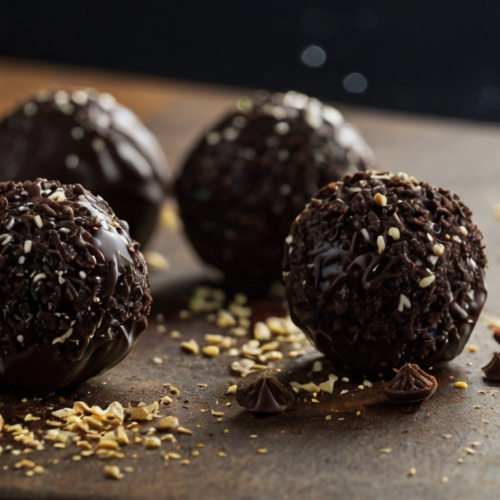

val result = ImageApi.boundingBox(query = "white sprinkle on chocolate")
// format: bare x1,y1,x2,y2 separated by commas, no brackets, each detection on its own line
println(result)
388,227,400,240
0,234,12,246
377,235,385,254
33,273,47,284
419,274,436,288
398,294,411,312
222,127,239,141
274,122,290,135
23,102,38,117
206,131,221,145
79,271,87,279
361,228,370,242
24,240,33,253
52,327,73,345
34,215,43,228
91,138,105,152
71,127,85,140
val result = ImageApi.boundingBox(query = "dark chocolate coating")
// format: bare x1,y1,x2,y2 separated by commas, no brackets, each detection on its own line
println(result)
481,353,500,381
176,91,375,284
283,171,487,376
0,179,152,394
383,363,437,404
0,89,171,247
235,372,295,416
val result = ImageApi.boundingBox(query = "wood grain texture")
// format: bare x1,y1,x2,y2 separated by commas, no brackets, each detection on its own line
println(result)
1,58,500,500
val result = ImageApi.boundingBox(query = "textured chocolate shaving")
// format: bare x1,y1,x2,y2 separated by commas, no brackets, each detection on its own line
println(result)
284,171,487,376
383,363,437,404
176,91,375,284
235,372,295,416
481,353,500,381
0,179,151,394
0,89,170,246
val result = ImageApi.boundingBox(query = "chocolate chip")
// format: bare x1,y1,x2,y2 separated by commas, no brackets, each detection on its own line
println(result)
235,371,295,416
481,352,500,381
383,363,437,404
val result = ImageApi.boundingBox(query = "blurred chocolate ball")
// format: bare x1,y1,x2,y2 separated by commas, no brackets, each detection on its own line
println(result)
176,91,375,284
0,89,171,247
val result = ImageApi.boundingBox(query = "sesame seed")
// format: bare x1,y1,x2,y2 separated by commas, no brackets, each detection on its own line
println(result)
34,216,43,228
441,476,448,484
455,381,468,389
466,345,478,353
408,468,417,476
257,448,268,454
459,226,468,236
379,448,392,453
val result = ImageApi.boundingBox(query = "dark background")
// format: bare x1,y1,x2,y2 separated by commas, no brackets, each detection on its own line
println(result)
1,0,499,121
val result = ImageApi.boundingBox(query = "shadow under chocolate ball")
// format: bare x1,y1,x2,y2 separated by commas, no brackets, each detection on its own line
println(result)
176,91,375,285
283,171,487,377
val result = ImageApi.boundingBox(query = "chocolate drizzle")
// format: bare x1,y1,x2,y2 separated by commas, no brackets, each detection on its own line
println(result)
284,171,487,376
235,372,295,416
0,179,151,395
0,89,171,246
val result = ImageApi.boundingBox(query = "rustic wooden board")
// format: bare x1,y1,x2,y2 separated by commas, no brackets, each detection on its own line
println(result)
1,59,500,500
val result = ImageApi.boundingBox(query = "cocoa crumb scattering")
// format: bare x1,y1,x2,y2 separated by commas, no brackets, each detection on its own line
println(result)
383,363,437,404
235,371,295,416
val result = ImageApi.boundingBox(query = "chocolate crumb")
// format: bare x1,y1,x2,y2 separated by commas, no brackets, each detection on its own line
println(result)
481,353,500,381
383,363,437,404
235,372,295,416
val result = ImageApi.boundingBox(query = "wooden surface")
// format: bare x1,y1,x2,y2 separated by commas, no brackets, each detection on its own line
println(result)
1,58,500,500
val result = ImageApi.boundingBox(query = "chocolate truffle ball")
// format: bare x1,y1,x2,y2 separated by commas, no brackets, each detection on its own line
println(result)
0,89,171,247
0,179,152,394
176,91,375,284
283,171,487,376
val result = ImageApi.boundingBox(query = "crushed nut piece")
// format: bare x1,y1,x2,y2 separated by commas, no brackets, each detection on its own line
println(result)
181,339,200,355
104,465,123,480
